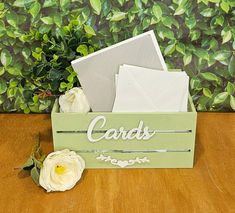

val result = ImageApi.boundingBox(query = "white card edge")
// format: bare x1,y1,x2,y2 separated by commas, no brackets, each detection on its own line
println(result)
71,30,166,69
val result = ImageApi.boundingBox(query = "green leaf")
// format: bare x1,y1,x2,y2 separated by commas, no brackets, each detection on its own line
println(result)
200,8,215,17
1,49,12,67
221,29,232,44
60,0,70,9
176,43,185,55
0,95,5,105
21,157,34,170
132,25,142,36
164,43,175,56
226,82,235,95
0,67,5,76
208,57,216,67
60,82,67,89
135,0,142,9
203,88,212,98
228,54,235,77
128,13,135,23
89,0,101,15
152,4,162,20
213,92,228,105
162,16,179,29
110,23,121,33
76,44,88,56
142,17,150,30
22,48,31,59
33,95,39,103
183,53,192,66
142,0,148,5
6,11,18,28
7,67,21,76
201,72,219,81
185,16,196,29
0,3,3,10
215,15,224,26
0,79,7,94
208,0,220,2
30,166,40,186
24,108,30,114
230,95,235,110
213,51,231,61
39,24,50,34
84,25,96,35
174,6,186,16
54,15,62,27
190,77,201,90
220,1,229,13
32,51,42,61
6,88,17,99
67,74,74,82
157,27,175,40
52,54,59,62
39,99,51,111
28,103,39,113
0,20,5,32
190,30,201,41
117,0,125,6
29,2,41,18
209,38,218,50
41,17,53,25
194,48,209,60
13,0,24,7
43,0,57,7
9,79,18,87
110,12,126,22
24,0,36,10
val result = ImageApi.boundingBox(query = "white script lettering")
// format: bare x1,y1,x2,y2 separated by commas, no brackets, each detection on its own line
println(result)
87,116,156,142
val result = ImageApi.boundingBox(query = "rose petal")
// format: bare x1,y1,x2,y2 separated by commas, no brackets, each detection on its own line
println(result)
59,87,90,113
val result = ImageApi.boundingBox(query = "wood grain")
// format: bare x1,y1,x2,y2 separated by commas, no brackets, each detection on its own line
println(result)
0,113,235,213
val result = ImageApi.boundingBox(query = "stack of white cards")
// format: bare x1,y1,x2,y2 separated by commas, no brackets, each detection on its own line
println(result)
113,65,189,112
71,30,189,112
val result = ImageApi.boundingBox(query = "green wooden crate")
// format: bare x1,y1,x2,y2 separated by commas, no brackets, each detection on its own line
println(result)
51,96,197,168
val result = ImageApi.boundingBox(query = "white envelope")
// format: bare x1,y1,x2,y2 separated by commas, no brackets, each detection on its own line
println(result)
71,30,167,112
112,65,189,112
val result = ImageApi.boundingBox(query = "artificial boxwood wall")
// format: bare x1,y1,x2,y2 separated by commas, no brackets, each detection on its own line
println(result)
0,0,234,113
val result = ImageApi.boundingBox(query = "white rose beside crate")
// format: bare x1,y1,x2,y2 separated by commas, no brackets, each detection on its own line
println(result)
59,87,90,113
40,149,85,192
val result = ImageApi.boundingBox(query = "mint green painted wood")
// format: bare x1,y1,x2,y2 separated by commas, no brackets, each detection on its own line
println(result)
51,96,197,168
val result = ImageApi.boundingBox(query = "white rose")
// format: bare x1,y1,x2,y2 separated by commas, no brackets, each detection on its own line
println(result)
59,87,90,113
39,149,85,192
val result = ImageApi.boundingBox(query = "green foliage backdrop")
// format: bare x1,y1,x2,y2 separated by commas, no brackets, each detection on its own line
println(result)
0,0,235,113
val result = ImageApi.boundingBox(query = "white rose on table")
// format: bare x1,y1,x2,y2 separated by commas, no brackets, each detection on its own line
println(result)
39,149,85,192
59,87,90,113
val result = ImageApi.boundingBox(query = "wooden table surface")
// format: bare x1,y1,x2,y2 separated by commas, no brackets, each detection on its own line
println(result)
0,113,235,213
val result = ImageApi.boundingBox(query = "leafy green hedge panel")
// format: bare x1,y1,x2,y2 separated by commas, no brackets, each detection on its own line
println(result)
0,0,235,112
